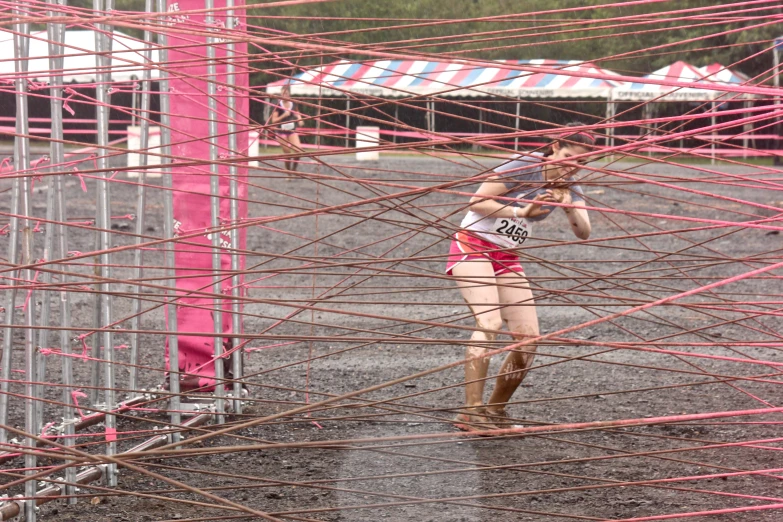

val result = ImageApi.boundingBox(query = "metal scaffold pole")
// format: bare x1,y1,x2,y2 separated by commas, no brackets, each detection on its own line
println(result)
93,0,117,487
9,11,39,520
156,0,182,443
226,0,245,412
206,0,226,423
128,0,156,394
46,0,78,502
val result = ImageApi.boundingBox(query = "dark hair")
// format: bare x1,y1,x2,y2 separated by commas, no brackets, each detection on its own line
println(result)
540,122,596,156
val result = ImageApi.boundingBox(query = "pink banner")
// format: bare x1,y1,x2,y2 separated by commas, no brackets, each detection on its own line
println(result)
165,0,248,391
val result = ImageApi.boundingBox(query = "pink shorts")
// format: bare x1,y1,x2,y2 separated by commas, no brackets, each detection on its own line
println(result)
445,231,524,276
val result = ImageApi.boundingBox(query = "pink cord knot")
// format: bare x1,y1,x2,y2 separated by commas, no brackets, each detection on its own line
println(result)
31,155,50,168
63,88,76,116
70,390,88,418
71,167,87,192
28,80,48,91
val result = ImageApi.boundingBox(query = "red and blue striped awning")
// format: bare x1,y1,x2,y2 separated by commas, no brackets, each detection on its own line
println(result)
267,59,623,99
612,61,754,101
698,63,751,85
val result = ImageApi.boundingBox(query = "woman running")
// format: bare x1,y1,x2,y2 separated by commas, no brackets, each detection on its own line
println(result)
269,85,303,176
446,124,596,432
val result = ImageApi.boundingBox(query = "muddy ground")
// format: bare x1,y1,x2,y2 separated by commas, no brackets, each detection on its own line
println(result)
2,152,783,521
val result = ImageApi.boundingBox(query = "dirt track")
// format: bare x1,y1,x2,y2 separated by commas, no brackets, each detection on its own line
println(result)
2,153,783,521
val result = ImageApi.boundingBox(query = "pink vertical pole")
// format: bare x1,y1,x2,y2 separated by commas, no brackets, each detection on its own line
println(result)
164,0,248,391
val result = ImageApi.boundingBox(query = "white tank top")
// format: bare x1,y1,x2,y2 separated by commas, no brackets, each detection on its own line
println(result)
460,210,532,249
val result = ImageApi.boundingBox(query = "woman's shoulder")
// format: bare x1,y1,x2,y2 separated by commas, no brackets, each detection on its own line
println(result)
493,152,544,184
494,152,542,171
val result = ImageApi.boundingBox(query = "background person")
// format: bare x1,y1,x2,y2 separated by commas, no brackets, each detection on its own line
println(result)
269,84,304,177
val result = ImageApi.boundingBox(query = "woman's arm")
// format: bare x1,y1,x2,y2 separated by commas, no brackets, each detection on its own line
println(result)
469,177,554,219
562,198,591,240
269,106,290,124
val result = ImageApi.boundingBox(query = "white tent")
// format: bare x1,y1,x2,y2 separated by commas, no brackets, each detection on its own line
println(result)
611,61,722,102
0,29,159,83
608,61,752,161
268,59,623,144
268,59,622,99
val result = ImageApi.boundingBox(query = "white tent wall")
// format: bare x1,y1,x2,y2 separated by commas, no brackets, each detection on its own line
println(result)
0,29,162,148
0,29,160,83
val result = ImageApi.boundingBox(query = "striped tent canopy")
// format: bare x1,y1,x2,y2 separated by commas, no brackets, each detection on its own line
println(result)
611,61,734,102
697,63,750,85
697,63,757,101
267,59,622,99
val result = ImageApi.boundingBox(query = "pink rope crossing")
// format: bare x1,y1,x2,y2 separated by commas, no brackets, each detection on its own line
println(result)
1,2,783,521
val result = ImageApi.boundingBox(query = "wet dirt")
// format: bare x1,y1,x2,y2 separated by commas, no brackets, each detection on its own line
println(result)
2,153,782,521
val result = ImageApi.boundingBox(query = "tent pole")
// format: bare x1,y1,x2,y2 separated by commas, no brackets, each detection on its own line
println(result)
514,97,520,151
263,97,269,150
711,101,716,165
393,103,398,144
643,104,651,157
743,99,751,159
477,101,482,151
425,100,433,150
131,82,137,125
429,99,435,134
345,96,350,149
606,99,615,161
652,104,658,154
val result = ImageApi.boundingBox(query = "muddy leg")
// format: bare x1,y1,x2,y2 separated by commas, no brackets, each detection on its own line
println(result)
486,271,539,415
451,260,503,425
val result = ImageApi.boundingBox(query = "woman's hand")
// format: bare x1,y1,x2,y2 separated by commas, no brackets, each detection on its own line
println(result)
521,190,559,218
550,188,572,206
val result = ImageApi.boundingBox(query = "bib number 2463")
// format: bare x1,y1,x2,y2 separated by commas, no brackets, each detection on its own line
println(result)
495,218,529,246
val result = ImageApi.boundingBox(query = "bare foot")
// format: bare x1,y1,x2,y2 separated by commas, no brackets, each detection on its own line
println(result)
453,411,498,433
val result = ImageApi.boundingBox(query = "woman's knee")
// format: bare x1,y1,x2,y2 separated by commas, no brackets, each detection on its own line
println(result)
475,313,504,340
508,324,538,342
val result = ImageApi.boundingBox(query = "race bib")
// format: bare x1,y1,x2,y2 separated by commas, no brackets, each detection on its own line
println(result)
281,122,295,131
490,216,531,248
